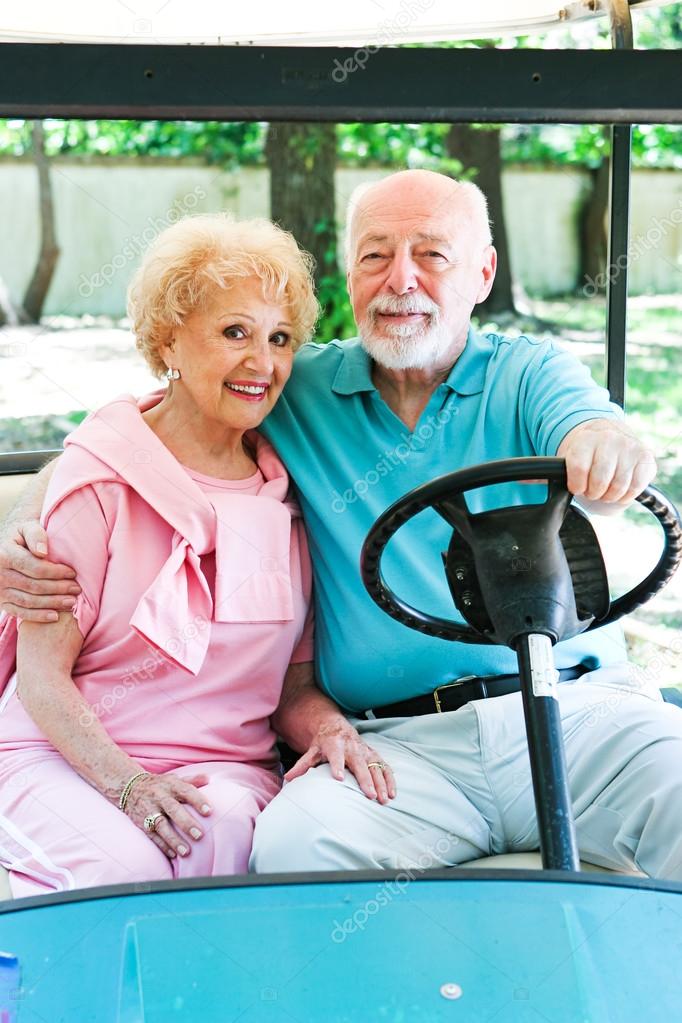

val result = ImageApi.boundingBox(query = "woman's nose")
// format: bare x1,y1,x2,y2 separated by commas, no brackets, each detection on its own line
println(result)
242,339,274,376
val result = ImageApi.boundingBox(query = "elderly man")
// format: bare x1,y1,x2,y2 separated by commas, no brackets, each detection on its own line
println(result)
2,170,681,878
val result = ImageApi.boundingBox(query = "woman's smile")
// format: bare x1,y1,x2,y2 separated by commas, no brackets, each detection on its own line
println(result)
223,379,271,402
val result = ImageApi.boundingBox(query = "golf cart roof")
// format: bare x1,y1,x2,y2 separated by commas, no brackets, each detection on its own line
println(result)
0,0,673,46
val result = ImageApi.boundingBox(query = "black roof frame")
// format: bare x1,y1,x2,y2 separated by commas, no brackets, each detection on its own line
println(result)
0,45,681,124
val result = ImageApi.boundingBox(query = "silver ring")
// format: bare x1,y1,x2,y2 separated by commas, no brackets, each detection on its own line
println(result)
367,762,387,771
143,812,166,833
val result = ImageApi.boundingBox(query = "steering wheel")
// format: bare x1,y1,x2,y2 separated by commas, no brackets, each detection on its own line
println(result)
361,457,682,650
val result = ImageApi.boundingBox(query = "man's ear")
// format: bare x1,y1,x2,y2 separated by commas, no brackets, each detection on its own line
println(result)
476,246,497,304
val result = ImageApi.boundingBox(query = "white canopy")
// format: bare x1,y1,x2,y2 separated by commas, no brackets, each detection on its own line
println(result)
0,0,671,46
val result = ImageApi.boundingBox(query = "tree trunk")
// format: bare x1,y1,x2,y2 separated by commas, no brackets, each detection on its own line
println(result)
265,122,337,296
22,121,60,323
577,152,609,293
445,124,516,316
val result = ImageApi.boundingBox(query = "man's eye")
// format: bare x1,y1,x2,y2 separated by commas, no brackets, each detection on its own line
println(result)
421,251,447,260
270,332,291,347
223,325,246,340
361,252,386,261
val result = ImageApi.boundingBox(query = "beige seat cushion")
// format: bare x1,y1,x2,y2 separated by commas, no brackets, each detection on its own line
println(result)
0,474,31,523
460,852,643,875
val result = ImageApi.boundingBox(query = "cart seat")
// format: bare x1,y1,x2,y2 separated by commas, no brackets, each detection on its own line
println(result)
0,473,31,520
460,852,644,874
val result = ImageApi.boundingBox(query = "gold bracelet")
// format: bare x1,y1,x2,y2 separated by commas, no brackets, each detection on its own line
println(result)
118,771,150,812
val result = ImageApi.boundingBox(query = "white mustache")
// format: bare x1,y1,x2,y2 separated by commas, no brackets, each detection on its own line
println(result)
368,296,439,317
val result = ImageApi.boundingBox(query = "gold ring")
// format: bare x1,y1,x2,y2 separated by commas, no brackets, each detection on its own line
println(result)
143,812,166,833
367,762,387,771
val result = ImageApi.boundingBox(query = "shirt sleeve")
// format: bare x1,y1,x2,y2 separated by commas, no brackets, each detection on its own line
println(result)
41,483,112,639
289,517,314,664
521,341,624,456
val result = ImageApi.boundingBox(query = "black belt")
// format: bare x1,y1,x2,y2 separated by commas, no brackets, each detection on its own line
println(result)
363,665,590,719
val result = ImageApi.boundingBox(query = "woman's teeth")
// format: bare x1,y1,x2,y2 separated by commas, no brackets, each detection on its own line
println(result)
225,383,267,395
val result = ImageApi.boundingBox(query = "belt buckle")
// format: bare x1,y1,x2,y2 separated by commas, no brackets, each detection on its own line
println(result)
433,675,480,713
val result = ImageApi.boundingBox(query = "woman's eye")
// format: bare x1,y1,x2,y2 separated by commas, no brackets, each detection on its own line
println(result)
223,325,246,340
270,332,291,348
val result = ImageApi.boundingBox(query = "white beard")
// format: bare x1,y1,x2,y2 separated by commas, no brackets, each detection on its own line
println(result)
358,301,456,371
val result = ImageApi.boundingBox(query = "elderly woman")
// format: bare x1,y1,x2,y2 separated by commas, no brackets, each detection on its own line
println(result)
0,214,317,897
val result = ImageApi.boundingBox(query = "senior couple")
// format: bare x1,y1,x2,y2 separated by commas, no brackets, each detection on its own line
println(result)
1,169,681,898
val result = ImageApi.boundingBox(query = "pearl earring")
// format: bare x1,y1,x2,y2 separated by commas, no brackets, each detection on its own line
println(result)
165,367,181,381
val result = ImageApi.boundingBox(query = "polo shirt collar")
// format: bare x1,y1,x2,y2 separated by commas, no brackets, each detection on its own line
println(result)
330,327,492,397
442,327,492,396
331,339,377,395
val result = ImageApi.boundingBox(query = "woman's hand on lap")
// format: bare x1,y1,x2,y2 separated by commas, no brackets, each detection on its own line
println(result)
124,772,213,859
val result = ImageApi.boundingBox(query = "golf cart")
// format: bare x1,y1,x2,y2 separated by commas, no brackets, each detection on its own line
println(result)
1,1,682,1019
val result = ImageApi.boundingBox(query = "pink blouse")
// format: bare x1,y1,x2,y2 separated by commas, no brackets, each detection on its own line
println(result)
0,392,313,768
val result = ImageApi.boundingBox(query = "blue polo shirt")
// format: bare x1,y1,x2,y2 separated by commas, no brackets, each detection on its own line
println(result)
260,329,627,713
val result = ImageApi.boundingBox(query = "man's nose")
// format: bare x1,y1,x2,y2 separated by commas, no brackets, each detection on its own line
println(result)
385,251,418,295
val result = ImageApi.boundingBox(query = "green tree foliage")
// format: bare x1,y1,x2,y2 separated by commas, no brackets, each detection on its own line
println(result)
634,2,682,47
337,123,449,166
3,117,680,171
503,123,682,170
0,118,265,164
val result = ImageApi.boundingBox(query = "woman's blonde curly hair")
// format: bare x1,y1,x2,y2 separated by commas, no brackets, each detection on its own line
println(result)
127,213,319,377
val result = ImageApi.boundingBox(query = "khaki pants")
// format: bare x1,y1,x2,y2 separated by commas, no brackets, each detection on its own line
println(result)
250,665,682,879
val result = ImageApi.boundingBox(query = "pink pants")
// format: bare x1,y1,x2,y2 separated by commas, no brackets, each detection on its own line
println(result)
0,751,281,898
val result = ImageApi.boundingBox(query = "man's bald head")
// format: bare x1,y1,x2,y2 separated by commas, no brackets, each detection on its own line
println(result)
344,169,492,267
